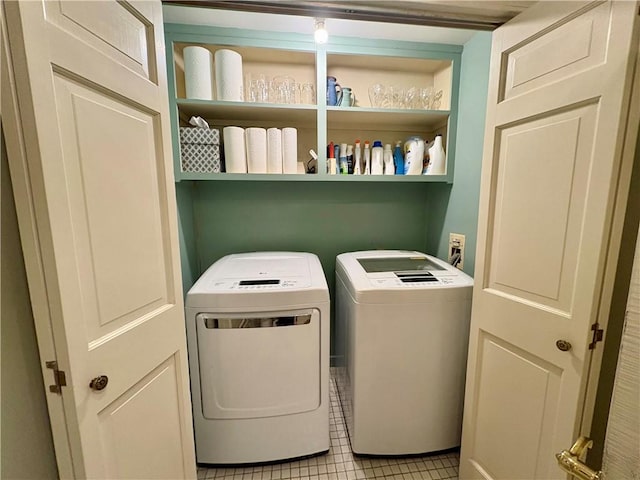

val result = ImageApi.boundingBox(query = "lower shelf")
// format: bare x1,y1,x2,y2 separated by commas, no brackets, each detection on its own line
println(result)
176,173,450,182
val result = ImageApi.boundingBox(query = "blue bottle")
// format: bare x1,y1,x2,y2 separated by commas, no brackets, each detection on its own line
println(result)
393,141,404,175
327,76,339,106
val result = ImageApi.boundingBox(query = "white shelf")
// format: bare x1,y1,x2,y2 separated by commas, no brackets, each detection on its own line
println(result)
327,106,449,131
177,99,317,126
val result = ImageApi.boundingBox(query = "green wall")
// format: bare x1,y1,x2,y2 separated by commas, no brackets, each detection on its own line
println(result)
426,32,492,277
176,181,198,294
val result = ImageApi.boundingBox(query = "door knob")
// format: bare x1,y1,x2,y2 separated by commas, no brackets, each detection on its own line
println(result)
555,436,603,480
89,375,109,391
556,339,572,351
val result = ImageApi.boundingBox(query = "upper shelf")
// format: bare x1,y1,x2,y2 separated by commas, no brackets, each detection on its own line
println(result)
176,99,449,131
327,106,450,131
177,99,317,125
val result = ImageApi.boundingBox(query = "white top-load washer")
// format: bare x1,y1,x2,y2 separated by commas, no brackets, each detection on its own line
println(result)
185,252,330,465
335,250,473,455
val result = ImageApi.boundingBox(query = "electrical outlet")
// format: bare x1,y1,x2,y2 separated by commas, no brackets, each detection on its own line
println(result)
449,233,465,270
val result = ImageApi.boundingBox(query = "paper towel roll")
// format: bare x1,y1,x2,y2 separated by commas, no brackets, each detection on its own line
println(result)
184,46,213,100
245,128,267,174
223,126,247,173
267,128,283,174
215,49,244,102
282,127,298,174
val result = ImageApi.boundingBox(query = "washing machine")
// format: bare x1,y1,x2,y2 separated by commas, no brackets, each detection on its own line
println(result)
335,250,473,455
185,252,330,465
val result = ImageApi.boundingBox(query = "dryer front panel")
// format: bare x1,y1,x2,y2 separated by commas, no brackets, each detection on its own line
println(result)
196,308,321,419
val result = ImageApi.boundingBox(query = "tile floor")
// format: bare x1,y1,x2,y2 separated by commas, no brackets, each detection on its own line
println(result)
197,373,460,480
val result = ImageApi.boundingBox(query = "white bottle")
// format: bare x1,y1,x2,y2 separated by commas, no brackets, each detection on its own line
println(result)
371,140,384,175
364,141,371,175
383,144,394,175
427,134,446,175
354,140,362,175
404,137,425,175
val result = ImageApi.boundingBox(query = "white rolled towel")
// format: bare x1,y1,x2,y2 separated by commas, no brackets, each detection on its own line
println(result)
223,126,247,173
214,49,244,101
267,128,283,174
282,127,298,174
184,46,213,100
245,128,267,174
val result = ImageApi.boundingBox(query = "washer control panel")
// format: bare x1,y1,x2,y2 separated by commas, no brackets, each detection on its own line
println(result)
369,272,459,288
210,278,306,291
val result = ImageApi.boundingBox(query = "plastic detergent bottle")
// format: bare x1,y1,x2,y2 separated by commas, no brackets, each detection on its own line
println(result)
383,144,394,175
393,141,404,175
354,140,362,175
404,136,425,175
426,134,446,175
363,141,371,174
371,140,384,175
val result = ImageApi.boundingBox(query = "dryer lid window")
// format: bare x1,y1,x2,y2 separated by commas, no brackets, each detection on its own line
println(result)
357,257,445,273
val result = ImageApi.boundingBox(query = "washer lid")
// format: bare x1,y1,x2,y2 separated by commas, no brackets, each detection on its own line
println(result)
357,256,446,273
336,250,473,304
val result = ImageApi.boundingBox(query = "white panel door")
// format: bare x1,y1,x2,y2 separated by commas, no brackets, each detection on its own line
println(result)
460,2,639,479
3,1,196,478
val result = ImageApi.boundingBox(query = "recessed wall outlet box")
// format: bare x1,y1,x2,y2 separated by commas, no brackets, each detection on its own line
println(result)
449,233,465,270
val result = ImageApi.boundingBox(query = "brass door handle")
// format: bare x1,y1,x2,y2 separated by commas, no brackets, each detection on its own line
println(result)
89,375,109,391
555,436,603,480
556,339,572,351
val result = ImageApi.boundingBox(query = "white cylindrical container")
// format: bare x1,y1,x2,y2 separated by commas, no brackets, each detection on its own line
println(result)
427,134,446,175
245,128,267,174
223,126,247,173
371,141,384,175
383,144,394,175
282,127,298,174
267,128,283,174
184,46,213,100
214,49,244,101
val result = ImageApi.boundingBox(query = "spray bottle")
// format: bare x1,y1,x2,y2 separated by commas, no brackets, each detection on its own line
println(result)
364,141,371,175
354,140,362,175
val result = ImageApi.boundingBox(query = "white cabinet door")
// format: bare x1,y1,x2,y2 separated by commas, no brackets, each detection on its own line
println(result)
460,2,639,479
3,1,196,478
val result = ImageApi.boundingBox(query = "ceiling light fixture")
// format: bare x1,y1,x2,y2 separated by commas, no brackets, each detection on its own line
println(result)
314,18,328,44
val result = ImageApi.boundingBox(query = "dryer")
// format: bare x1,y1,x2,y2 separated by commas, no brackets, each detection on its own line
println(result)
185,252,330,464
335,250,473,455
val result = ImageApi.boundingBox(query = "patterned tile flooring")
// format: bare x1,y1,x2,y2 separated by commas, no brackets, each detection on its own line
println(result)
197,373,460,480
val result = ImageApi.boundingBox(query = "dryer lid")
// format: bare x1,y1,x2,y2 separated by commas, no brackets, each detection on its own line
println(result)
186,252,329,309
